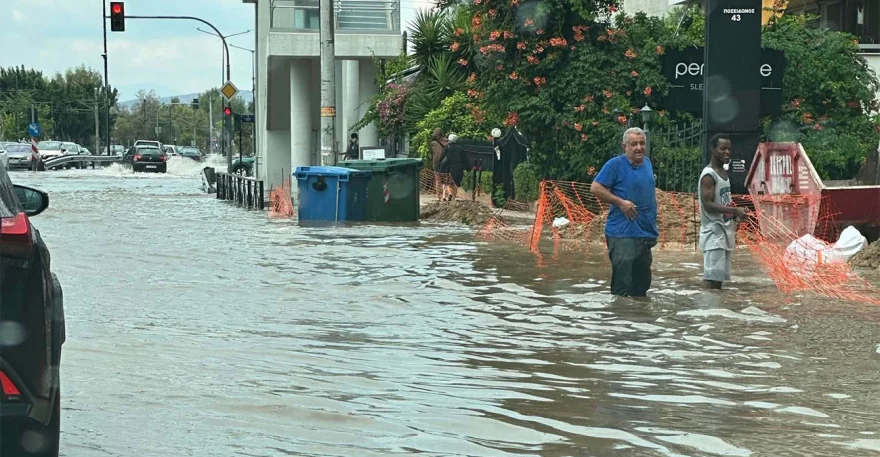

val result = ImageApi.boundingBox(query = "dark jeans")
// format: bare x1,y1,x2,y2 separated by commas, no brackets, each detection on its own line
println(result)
607,237,656,297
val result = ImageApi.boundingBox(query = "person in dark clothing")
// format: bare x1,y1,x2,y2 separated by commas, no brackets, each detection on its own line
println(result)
589,127,659,297
345,133,359,160
430,128,450,200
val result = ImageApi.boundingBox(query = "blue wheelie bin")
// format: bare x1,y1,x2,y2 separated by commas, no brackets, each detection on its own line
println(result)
294,166,371,222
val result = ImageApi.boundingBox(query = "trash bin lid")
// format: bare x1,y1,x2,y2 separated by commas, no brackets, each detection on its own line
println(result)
338,158,423,172
294,166,371,179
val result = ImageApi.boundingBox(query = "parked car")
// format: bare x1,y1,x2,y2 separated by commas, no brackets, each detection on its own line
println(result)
60,142,86,169
103,145,125,156
231,156,255,176
36,141,64,160
133,140,163,151
123,145,168,173
0,145,7,169
2,144,43,171
0,161,65,457
178,146,203,162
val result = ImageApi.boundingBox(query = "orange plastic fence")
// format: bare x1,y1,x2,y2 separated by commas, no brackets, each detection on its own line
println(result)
739,193,880,305
269,178,295,219
477,179,879,305
477,180,701,252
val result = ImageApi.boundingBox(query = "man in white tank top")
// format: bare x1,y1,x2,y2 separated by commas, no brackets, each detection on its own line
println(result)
699,135,748,289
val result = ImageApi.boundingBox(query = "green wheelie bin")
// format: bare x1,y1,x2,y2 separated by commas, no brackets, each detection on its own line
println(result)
338,158,423,222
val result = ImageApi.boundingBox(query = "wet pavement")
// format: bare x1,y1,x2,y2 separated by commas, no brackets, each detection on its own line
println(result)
9,157,880,456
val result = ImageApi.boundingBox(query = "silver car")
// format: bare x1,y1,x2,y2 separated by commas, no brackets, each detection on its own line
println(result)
3,143,40,170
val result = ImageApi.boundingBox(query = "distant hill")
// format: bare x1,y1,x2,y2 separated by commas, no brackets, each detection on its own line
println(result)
118,90,254,110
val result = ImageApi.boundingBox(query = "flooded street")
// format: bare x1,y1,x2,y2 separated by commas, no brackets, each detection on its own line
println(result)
9,157,880,457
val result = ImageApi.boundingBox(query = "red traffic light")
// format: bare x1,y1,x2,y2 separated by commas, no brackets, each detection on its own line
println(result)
224,107,232,116
110,2,125,32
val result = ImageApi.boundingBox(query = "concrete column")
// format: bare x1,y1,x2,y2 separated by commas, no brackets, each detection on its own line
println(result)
255,0,270,181
335,60,344,160
357,59,378,147
342,60,360,154
290,59,312,199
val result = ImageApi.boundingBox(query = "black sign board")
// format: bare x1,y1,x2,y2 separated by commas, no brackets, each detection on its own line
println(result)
240,114,255,123
704,132,761,195
662,47,784,117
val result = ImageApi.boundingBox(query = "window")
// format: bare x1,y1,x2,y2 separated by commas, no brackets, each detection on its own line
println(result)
821,1,842,31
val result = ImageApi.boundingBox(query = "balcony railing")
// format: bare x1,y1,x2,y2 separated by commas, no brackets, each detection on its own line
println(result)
270,0,400,33
859,44,880,54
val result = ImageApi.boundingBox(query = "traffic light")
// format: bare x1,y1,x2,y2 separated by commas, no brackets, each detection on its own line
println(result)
192,98,199,110
110,2,125,32
224,106,232,116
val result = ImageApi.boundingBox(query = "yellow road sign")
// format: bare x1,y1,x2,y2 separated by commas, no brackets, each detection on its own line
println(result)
221,81,239,100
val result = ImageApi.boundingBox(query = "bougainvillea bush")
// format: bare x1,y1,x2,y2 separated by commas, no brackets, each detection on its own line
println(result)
457,0,671,179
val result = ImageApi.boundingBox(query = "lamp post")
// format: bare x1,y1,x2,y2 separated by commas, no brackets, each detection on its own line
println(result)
640,104,655,158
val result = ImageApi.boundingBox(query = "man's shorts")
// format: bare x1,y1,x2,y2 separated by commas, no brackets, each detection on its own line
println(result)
703,249,732,282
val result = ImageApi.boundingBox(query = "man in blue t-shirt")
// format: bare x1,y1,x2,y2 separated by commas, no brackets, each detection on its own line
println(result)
589,127,658,297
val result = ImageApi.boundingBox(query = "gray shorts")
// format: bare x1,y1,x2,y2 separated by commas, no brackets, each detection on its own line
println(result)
703,249,732,282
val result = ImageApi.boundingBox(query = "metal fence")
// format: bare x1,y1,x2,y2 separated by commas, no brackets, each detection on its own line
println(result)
594,119,703,193
649,121,703,193
216,172,266,210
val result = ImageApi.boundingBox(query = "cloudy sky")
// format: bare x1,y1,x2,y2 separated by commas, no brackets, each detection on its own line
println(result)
1,0,431,102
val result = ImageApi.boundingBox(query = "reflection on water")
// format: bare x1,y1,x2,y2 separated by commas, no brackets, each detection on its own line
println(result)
10,166,880,457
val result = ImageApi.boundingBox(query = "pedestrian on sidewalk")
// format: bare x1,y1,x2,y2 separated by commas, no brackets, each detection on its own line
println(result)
345,133,359,161
430,128,450,200
698,134,748,290
590,127,659,297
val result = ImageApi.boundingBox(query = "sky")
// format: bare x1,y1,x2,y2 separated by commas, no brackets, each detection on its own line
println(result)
1,0,432,102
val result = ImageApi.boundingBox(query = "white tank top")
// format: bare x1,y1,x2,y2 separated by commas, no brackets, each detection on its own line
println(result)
698,166,736,251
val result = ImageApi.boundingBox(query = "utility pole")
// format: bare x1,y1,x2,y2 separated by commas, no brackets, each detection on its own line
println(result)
209,95,213,152
192,109,196,147
319,0,337,166
94,89,100,155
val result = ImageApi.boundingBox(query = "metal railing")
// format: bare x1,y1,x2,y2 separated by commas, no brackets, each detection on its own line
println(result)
216,172,266,210
42,155,122,170
270,0,400,33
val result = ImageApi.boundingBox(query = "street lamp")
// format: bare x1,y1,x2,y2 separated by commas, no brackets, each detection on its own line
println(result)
640,104,654,158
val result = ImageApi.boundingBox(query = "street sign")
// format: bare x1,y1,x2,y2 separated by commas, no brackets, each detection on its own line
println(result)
27,122,42,137
240,114,255,123
220,81,239,100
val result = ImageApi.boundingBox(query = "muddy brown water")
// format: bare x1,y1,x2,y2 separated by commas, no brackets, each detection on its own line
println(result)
8,158,880,456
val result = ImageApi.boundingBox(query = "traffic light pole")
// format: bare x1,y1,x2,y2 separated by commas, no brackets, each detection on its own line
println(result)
106,12,232,162
102,0,110,155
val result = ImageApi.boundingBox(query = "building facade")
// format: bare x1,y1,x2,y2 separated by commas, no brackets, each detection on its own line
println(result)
249,0,404,194
783,0,880,90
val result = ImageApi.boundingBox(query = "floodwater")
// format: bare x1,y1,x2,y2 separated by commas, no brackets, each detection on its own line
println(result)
9,156,880,457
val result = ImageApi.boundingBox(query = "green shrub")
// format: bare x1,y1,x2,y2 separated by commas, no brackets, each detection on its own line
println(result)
462,170,494,194
492,184,507,208
513,162,541,202
480,171,494,194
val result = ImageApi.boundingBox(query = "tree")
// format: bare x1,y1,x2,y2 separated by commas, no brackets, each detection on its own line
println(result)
0,65,119,146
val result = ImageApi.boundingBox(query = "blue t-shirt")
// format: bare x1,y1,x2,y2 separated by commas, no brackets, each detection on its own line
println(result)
593,155,658,239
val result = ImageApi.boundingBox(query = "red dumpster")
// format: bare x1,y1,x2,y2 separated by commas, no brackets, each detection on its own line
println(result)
745,142,880,242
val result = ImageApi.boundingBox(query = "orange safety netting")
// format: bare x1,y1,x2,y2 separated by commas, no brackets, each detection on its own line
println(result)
738,193,880,305
269,178,295,219
477,179,879,305
477,180,701,253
